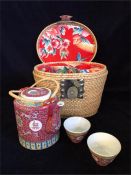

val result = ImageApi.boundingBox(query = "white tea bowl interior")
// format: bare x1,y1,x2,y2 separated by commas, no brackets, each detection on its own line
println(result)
64,116,91,134
87,132,121,158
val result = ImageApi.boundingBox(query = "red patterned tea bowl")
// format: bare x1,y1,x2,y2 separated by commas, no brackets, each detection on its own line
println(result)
63,116,91,143
87,132,121,166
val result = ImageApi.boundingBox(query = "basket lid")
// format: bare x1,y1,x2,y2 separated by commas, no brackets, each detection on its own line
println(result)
20,87,51,101
36,15,97,63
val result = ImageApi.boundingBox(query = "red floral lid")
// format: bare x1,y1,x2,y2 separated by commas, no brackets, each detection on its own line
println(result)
36,15,97,63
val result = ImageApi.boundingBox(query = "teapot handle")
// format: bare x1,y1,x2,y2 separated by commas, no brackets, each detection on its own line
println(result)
31,78,59,98
9,78,59,101
8,90,24,101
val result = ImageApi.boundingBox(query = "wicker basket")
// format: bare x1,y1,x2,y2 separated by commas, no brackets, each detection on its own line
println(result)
33,62,108,117
33,15,108,117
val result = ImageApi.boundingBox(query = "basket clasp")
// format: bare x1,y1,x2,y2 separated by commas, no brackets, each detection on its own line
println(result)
60,15,72,21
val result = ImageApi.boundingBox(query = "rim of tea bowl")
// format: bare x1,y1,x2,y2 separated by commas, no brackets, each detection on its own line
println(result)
87,132,122,158
63,116,91,134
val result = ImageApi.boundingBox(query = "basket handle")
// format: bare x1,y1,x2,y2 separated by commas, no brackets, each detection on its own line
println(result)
9,78,59,102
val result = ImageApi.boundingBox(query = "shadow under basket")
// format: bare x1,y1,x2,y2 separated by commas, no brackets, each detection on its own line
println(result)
33,61,108,117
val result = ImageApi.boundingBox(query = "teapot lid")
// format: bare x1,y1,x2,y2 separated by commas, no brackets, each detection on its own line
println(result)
36,15,97,63
20,87,51,101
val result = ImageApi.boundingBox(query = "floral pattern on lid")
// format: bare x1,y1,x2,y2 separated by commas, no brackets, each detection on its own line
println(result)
20,87,51,102
21,87,50,97
36,15,97,63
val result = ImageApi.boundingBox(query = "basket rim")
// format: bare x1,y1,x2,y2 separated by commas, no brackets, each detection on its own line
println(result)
33,70,108,80
33,61,107,76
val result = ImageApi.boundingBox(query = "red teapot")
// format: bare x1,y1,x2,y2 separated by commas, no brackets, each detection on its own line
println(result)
9,78,64,150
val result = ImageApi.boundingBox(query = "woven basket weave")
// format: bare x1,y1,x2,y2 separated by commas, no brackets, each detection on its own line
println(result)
33,61,108,117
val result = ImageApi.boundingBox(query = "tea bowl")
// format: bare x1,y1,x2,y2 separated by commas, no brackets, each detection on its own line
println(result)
87,132,121,166
63,116,91,143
